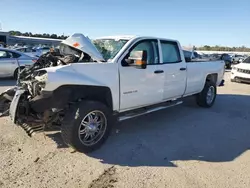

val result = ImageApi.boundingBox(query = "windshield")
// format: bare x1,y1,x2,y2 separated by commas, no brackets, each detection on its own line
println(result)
93,39,128,61
243,56,250,63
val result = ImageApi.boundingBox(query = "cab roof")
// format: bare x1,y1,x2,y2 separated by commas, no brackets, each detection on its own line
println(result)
95,35,136,41
95,35,178,43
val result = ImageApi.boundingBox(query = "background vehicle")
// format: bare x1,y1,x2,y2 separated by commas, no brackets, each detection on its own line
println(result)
231,56,250,83
14,47,39,57
14,46,51,57
2,34,225,153
183,50,202,61
34,47,51,56
231,54,245,64
220,53,232,69
0,48,37,79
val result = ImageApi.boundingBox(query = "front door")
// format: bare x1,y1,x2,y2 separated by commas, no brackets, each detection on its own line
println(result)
159,40,187,100
119,39,164,111
0,50,17,77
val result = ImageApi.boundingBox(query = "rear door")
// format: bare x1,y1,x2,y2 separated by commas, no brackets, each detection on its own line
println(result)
0,50,18,77
159,40,187,100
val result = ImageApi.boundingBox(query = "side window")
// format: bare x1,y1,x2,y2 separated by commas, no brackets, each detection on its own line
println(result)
0,50,9,58
160,41,182,63
8,52,21,58
127,40,159,65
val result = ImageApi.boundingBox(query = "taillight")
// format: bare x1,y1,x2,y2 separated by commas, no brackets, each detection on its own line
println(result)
32,59,37,63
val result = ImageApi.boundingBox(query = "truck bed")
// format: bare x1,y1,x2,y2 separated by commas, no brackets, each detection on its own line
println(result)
189,58,222,62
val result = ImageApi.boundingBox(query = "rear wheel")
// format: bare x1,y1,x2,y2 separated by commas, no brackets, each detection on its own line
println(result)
61,101,114,153
196,81,217,108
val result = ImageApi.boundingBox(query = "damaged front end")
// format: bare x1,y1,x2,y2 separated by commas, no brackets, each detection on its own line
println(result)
0,33,105,136
1,62,67,136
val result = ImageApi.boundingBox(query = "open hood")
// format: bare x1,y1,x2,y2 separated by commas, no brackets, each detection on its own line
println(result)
61,33,105,62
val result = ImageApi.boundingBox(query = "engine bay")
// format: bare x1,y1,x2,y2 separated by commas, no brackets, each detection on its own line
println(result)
0,33,107,135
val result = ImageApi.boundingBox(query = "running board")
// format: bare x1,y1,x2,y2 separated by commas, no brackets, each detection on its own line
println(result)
118,101,183,121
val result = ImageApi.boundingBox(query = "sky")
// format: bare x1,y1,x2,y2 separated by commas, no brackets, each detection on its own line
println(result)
0,0,250,47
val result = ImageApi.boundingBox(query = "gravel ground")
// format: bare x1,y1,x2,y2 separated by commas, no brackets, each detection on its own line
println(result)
0,72,250,188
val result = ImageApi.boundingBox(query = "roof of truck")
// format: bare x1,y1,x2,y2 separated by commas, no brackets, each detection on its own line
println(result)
95,35,179,43
95,35,136,41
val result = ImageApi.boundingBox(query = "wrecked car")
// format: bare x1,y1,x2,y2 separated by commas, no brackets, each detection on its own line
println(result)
0,33,225,153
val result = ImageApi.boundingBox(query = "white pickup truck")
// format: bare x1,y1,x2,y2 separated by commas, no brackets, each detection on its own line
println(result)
1,34,225,153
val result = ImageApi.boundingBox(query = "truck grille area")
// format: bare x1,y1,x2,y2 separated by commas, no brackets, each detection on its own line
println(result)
237,68,250,74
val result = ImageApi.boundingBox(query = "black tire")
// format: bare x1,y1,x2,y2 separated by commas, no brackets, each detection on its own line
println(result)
225,62,231,69
196,81,217,108
13,68,19,80
61,100,114,153
13,67,24,80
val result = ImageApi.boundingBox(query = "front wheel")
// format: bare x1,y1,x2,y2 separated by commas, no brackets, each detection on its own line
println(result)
13,67,25,80
196,81,217,108
61,101,114,153
13,68,19,80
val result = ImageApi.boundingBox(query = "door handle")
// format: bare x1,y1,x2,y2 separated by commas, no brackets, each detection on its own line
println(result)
154,70,164,74
180,67,186,71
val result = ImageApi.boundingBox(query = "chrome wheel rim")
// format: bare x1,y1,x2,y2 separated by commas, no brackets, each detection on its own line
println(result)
78,110,107,146
206,86,215,104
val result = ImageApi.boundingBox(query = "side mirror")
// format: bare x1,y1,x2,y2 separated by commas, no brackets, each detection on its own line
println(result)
125,50,147,69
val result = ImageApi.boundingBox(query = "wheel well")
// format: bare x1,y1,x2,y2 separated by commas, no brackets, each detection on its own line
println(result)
13,66,25,77
30,85,113,112
206,73,218,84
14,66,25,76
81,86,113,109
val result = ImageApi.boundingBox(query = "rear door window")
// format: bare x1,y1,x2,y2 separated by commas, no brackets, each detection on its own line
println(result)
8,51,21,58
160,41,182,63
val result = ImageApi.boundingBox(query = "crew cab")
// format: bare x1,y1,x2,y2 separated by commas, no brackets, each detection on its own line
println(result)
231,56,250,83
3,34,225,153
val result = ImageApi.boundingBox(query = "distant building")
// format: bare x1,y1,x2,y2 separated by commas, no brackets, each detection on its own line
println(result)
0,31,62,47
0,31,9,45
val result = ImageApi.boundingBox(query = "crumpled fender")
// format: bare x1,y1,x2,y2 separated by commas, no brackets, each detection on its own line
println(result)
0,87,17,117
41,64,105,92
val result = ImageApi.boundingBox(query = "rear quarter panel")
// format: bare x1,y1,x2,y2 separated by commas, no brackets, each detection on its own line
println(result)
18,54,36,67
185,61,225,95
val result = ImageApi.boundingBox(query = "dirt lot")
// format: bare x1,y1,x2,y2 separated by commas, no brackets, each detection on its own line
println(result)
0,72,250,188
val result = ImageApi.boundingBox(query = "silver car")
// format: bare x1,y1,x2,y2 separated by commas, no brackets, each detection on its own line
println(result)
0,48,37,79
